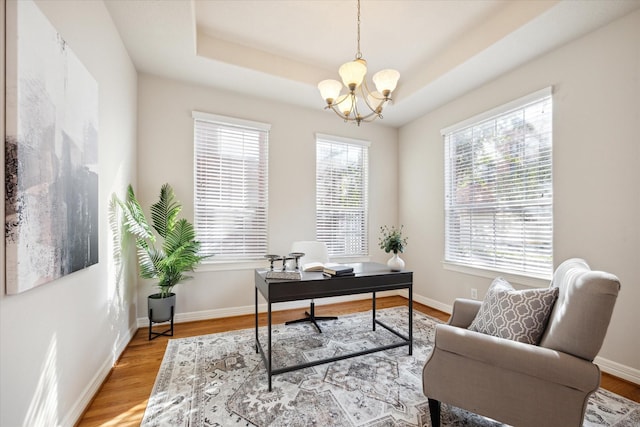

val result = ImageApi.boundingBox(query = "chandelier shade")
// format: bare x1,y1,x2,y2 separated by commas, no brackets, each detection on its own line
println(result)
373,69,400,96
337,94,354,116
318,0,400,125
339,60,367,89
318,79,343,104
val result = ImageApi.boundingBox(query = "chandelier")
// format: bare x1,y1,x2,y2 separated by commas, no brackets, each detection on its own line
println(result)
317,0,400,126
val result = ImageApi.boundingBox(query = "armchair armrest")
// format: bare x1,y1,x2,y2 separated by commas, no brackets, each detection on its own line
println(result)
448,298,482,328
432,324,600,392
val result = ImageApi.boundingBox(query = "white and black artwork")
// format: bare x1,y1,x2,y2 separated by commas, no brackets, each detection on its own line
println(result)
5,0,99,295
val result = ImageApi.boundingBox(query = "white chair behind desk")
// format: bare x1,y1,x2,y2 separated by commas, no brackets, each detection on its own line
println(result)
286,241,337,333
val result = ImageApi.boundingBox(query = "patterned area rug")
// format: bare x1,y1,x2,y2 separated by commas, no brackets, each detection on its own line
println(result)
142,307,639,426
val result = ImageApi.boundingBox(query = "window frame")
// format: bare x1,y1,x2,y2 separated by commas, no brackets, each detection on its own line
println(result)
192,111,270,265
315,133,370,258
442,87,553,282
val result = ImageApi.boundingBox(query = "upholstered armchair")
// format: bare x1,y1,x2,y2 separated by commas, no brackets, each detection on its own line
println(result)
422,258,620,427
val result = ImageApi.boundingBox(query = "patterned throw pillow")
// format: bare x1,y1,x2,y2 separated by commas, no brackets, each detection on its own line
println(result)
468,277,559,345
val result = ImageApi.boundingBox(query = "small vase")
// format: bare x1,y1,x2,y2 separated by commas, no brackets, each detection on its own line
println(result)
387,252,405,271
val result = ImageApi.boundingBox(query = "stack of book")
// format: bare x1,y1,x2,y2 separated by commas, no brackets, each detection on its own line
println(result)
322,265,354,277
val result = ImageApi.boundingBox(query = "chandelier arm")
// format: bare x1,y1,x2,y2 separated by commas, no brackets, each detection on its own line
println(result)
329,105,360,124
350,93,380,123
329,109,381,125
329,94,350,108
327,94,357,118
352,95,361,119
358,112,384,123
329,105,349,121
358,81,386,115
362,78,389,101
354,109,382,122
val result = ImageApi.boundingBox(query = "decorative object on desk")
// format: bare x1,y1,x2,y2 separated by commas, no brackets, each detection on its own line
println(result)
323,264,355,276
302,261,325,272
263,253,304,280
141,307,638,427
387,252,405,272
116,183,209,339
265,270,302,280
323,272,355,278
288,252,305,271
301,261,341,272
264,254,283,270
379,224,408,271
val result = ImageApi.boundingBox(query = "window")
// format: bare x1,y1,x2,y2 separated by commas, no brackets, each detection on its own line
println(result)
193,111,269,261
443,88,553,278
316,134,369,257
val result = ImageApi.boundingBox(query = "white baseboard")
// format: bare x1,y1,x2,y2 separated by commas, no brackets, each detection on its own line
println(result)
65,322,138,426
413,293,453,315
595,355,640,385
136,291,398,328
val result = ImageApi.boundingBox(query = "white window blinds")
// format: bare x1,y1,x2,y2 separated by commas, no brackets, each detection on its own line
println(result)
316,134,369,257
443,88,553,278
193,112,270,261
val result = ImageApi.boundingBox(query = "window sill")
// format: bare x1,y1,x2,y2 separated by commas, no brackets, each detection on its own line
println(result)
197,260,268,272
442,261,551,288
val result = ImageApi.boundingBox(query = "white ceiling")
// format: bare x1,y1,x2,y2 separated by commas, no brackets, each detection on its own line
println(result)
105,0,640,128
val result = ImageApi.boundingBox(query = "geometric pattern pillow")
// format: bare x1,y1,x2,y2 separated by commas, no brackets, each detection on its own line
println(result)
468,277,559,345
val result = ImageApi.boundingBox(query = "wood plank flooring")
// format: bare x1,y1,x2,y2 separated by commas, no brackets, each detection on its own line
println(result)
76,296,639,426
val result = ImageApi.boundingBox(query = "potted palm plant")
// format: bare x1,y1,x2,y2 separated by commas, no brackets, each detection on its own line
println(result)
118,183,208,337
379,225,408,271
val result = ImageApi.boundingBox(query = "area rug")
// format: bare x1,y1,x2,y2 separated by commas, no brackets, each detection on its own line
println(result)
141,307,639,426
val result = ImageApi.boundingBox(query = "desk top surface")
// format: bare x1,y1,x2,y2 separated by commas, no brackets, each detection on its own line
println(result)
255,261,411,284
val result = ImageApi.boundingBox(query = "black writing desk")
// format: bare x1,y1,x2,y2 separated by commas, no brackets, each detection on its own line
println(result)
254,262,413,391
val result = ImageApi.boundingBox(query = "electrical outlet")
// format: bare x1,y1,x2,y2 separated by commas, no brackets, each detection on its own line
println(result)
471,288,478,299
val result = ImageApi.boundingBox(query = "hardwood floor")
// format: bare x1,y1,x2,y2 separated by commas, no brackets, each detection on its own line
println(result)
76,296,639,426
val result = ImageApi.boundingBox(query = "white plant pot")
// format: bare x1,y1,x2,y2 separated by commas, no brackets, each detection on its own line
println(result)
387,253,405,271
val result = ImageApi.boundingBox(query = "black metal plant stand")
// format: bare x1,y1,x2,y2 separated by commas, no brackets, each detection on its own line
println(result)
148,306,174,340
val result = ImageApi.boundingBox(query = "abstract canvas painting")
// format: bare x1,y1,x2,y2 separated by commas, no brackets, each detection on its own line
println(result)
5,0,99,295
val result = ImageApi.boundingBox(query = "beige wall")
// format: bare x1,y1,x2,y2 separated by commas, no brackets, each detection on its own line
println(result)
399,10,640,380
0,1,138,425
135,74,399,321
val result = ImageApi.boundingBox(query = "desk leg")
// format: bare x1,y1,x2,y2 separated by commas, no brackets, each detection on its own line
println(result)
409,285,413,355
268,302,272,391
372,291,376,331
255,286,258,353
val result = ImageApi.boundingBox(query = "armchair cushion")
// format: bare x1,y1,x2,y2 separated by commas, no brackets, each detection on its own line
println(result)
539,258,621,361
468,277,558,345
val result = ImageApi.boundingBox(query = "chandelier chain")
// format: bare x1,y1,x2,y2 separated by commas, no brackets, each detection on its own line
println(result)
356,0,362,59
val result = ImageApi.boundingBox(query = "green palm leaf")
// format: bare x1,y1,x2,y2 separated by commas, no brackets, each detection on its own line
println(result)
119,185,155,242
164,219,196,254
150,183,181,239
